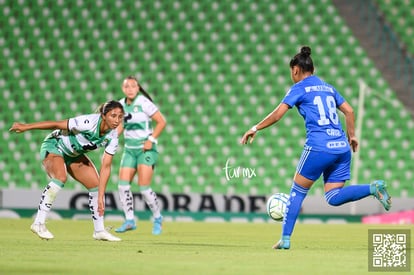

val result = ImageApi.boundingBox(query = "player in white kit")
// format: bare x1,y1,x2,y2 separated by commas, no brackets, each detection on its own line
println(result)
9,100,124,241
115,76,166,235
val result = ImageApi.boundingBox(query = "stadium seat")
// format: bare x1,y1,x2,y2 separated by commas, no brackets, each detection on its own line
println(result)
373,0,414,56
0,0,412,197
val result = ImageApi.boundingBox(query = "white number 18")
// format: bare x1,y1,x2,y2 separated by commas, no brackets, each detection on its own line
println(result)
313,95,338,126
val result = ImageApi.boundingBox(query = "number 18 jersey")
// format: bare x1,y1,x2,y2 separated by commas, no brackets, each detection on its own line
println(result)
282,75,350,153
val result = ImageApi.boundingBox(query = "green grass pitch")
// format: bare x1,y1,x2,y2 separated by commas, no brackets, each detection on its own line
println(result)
0,218,411,274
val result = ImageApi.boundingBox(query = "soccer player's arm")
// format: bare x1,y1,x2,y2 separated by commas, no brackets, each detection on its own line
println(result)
255,103,290,131
142,111,166,151
142,97,166,148
241,86,298,144
338,101,358,152
97,151,113,216
240,103,290,144
150,111,166,139
9,120,69,133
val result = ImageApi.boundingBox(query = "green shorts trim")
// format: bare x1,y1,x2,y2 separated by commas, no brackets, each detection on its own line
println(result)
40,137,82,166
120,148,158,168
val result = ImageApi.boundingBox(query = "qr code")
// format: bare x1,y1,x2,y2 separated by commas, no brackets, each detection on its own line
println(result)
369,229,411,272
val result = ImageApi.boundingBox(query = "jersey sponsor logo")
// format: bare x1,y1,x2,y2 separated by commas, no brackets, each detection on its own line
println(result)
326,141,347,149
81,142,98,151
124,113,132,123
326,129,342,137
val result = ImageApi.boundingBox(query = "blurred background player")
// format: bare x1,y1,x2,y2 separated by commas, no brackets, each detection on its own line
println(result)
9,100,124,242
240,46,391,249
115,76,166,235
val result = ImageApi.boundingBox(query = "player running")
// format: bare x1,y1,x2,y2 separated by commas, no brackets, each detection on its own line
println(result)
9,100,124,241
241,46,391,249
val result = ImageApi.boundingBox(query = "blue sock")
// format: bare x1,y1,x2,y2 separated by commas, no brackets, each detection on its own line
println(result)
282,182,309,238
325,185,371,206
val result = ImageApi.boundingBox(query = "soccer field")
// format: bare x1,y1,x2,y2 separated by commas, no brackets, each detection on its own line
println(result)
0,218,411,274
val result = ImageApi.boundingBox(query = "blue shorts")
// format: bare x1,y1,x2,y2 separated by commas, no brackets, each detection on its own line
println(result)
296,147,351,183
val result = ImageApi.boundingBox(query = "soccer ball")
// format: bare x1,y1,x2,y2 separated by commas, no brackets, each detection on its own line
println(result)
266,193,289,222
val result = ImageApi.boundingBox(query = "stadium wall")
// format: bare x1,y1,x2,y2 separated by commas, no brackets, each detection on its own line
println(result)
1,189,413,217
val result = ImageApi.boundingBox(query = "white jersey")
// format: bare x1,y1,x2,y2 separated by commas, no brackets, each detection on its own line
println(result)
120,95,158,149
46,114,119,157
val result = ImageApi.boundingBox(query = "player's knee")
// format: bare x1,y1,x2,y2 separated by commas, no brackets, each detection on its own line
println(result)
324,190,343,206
326,198,342,206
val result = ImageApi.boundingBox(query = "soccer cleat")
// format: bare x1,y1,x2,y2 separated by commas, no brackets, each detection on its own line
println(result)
272,236,290,250
114,219,136,233
30,223,54,240
93,230,122,242
370,180,392,211
152,216,163,235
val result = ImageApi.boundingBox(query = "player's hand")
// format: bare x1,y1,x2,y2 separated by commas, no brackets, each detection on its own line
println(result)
349,136,359,152
143,140,153,151
98,197,105,216
9,122,27,133
240,130,257,144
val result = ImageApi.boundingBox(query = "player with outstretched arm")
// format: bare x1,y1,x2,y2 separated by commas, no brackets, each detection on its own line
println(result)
9,100,124,241
241,46,391,249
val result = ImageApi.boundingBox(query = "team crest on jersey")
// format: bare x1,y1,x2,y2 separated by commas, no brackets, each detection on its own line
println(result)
83,132,93,140
133,105,143,112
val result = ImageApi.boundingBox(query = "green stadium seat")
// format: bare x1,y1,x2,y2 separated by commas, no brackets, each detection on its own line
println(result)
374,0,414,56
0,0,413,197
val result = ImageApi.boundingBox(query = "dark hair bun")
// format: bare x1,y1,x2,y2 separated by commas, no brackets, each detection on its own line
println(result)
300,46,311,57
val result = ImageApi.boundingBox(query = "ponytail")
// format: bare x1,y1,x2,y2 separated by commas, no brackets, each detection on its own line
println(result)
139,86,153,102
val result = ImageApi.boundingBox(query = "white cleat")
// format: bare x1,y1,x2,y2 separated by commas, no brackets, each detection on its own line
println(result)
93,230,122,242
30,223,54,240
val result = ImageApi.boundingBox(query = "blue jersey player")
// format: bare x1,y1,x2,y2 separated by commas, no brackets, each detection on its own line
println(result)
240,46,391,250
